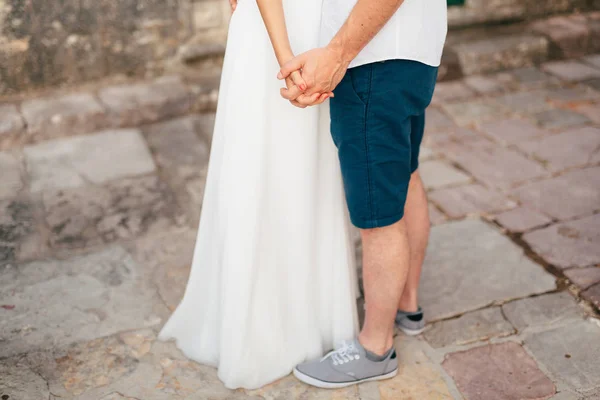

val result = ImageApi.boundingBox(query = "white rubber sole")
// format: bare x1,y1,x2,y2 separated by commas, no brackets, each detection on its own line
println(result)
293,367,398,389
397,325,425,336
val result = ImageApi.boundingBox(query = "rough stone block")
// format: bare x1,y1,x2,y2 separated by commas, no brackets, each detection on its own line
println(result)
453,34,549,76
582,54,600,69
420,219,556,320
419,160,471,190
517,126,600,172
24,129,156,193
21,93,109,142
0,151,23,200
0,104,25,149
0,197,39,266
495,206,553,233
531,15,591,59
42,176,182,250
525,320,600,392
542,60,600,82
429,184,517,219
98,76,192,127
522,214,600,269
443,342,556,400
564,267,600,290
511,167,600,220
424,307,514,348
502,292,584,331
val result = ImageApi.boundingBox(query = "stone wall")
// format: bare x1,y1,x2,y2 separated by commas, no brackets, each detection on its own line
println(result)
0,0,596,96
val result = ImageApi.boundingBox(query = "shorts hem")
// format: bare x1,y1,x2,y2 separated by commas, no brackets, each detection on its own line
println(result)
350,211,405,230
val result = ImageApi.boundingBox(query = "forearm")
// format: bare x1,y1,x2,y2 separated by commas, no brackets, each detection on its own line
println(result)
328,0,405,64
256,0,294,66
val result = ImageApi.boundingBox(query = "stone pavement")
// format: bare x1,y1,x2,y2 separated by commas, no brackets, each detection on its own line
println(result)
1,58,600,400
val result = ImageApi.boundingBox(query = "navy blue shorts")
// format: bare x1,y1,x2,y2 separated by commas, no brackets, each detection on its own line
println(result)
330,59,438,229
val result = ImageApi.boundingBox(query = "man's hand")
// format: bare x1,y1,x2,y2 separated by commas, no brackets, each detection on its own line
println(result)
282,70,332,108
278,47,349,102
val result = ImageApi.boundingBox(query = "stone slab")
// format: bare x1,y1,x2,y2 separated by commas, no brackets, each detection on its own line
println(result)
581,284,600,310
517,126,600,172
509,67,561,88
0,151,23,200
98,76,192,127
543,60,600,82
429,184,517,219
425,107,456,133
419,160,471,190
583,54,600,69
423,307,514,348
24,129,156,193
478,118,548,145
0,197,41,266
443,342,556,400
531,15,592,59
495,206,553,233
377,335,454,400
429,204,447,226
495,90,553,114
564,267,600,290
431,81,476,105
0,246,168,359
42,175,182,250
525,320,600,392
420,219,556,321
21,92,109,141
532,109,591,131
453,34,549,76
522,214,600,270
511,167,600,220
502,292,584,332
444,141,547,189
463,74,508,94
0,358,50,400
544,86,600,105
573,103,600,124
442,99,510,126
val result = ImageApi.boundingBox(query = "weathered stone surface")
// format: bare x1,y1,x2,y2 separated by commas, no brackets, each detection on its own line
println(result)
509,67,560,88
419,146,435,162
443,342,556,400
531,15,592,59
464,74,507,94
447,0,525,28
479,118,548,145
429,204,447,226
502,292,584,331
424,126,482,149
0,151,23,200
179,43,226,64
42,175,181,250
564,267,600,290
573,103,600,124
525,320,600,392
425,107,456,133
378,335,454,400
453,34,549,76
512,167,600,220
129,229,196,310
24,129,156,193
248,375,360,400
419,160,471,190
0,357,50,400
495,206,553,233
543,60,600,82
420,219,556,320
429,184,517,219
442,99,510,126
581,284,600,310
431,81,475,105
0,197,38,265
0,104,25,148
532,109,591,130
0,246,168,359
99,76,191,126
517,126,600,172
583,54,600,69
21,93,109,141
424,307,514,348
444,141,547,189
523,214,600,269
495,90,553,114
544,86,600,105
143,116,211,221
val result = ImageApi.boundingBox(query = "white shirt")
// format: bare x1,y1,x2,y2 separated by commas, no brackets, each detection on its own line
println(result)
320,0,448,69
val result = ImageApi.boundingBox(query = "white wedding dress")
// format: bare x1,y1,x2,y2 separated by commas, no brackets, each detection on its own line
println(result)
158,0,359,390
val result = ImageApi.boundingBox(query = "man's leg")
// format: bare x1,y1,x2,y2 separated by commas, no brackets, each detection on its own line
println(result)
359,219,411,355
397,170,430,313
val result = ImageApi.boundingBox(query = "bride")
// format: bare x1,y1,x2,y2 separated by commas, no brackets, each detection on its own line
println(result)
158,0,359,390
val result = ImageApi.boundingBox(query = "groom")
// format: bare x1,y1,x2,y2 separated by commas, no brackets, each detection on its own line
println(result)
279,0,447,388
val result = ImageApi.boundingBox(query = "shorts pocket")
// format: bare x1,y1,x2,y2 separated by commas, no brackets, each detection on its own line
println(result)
349,65,373,106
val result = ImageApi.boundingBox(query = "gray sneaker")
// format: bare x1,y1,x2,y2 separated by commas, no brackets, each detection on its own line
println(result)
395,307,425,336
293,339,398,389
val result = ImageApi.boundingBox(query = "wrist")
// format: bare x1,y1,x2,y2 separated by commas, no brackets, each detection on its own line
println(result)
327,35,356,66
277,49,295,67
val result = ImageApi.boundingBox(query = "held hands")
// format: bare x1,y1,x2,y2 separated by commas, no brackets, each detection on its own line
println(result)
278,46,350,108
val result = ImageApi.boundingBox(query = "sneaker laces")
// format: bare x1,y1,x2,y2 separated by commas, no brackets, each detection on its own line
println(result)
321,340,361,365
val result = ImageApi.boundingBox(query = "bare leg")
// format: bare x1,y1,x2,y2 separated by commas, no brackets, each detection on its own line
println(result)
397,170,430,312
358,219,411,355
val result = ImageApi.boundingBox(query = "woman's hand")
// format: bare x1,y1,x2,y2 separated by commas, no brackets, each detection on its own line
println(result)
282,71,332,108
229,0,237,12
